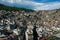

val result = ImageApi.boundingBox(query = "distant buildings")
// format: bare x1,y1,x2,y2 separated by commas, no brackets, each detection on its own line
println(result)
0,10,60,40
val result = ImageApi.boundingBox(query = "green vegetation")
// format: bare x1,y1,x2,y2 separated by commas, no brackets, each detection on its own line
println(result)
0,4,35,12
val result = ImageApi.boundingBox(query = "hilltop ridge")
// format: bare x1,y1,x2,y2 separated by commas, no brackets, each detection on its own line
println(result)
0,4,35,12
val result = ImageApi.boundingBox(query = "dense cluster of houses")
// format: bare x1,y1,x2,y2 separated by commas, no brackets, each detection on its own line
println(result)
0,10,60,40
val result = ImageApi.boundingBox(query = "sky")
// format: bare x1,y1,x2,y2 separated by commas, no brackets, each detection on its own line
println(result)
0,0,60,11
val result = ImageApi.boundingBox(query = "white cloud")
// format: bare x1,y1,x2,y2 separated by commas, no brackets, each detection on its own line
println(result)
1,0,14,3
21,1,44,6
34,2,60,10
0,0,60,10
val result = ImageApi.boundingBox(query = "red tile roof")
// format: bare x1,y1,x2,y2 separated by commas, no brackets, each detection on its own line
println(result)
0,38,6,40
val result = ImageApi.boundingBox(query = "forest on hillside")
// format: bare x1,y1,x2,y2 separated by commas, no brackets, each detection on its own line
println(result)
0,4,34,12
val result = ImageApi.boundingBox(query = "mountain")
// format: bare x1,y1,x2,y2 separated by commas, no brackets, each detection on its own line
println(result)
0,4,35,12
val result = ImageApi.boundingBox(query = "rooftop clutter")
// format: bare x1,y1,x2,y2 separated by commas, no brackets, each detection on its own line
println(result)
0,10,60,40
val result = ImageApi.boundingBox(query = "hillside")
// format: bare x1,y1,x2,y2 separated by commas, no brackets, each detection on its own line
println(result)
0,4,35,12
0,3,60,40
